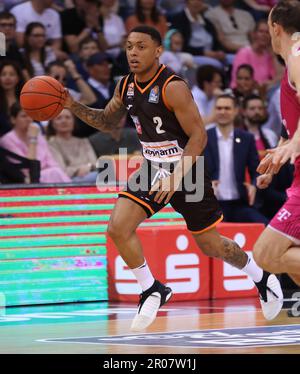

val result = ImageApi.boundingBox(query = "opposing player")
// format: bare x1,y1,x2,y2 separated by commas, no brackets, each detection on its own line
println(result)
254,1,300,285
64,26,282,331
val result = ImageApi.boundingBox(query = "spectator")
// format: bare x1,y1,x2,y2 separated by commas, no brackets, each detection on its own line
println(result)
205,0,255,53
231,19,281,92
204,94,268,224
125,0,168,38
169,0,225,69
160,29,195,75
46,60,97,105
89,115,141,157
72,52,116,137
0,11,29,79
191,64,223,126
0,103,70,183
11,0,63,54
242,94,293,219
232,64,259,105
0,60,24,136
100,0,127,59
47,108,98,182
86,52,115,107
61,0,107,54
72,37,101,80
242,94,277,153
22,22,56,77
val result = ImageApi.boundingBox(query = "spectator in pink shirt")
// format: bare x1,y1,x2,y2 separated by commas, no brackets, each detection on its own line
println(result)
231,19,280,92
0,103,71,183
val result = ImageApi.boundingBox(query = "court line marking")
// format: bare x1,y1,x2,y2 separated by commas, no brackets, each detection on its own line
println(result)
36,323,300,349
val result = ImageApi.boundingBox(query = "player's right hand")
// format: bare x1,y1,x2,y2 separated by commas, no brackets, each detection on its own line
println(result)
257,174,273,189
64,89,75,109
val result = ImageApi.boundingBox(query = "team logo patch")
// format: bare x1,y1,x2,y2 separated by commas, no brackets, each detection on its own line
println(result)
38,325,300,348
148,85,160,103
127,83,134,98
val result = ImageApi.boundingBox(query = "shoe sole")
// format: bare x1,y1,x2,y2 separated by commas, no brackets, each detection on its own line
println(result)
130,290,173,332
261,274,283,320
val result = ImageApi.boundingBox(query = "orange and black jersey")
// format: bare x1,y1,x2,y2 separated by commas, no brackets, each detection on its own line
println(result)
119,64,190,163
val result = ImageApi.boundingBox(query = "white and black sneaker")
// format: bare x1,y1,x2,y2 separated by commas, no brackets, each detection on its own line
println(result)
255,271,283,320
130,280,173,332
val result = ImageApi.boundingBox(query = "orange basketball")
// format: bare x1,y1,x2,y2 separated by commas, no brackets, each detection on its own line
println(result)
20,76,67,121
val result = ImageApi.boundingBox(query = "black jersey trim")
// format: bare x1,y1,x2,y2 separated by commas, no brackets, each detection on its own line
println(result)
134,64,166,94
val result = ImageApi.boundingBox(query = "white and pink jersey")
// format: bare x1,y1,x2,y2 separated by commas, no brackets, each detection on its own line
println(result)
280,68,300,198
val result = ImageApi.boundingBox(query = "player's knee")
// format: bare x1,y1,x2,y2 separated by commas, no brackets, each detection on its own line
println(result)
107,219,131,243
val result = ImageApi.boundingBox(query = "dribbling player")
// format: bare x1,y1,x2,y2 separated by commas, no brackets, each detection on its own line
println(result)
254,1,300,286
64,26,283,331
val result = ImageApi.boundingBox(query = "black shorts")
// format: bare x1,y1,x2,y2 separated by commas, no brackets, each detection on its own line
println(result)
118,159,223,233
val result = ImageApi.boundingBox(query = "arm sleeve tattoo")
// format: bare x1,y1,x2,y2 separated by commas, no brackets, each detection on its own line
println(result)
69,81,127,133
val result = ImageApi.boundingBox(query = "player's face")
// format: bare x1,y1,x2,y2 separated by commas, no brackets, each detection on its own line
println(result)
215,98,237,127
0,65,19,91
52,109,74,135
126,33,162,74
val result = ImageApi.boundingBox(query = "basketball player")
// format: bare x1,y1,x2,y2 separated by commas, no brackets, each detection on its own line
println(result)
64,26,282,331
253,1,300,286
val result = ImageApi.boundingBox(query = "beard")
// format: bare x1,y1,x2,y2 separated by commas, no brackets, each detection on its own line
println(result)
247,114,268,126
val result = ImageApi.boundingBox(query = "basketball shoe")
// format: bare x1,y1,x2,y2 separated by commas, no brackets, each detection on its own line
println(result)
255,271,283,320
130,280,173,331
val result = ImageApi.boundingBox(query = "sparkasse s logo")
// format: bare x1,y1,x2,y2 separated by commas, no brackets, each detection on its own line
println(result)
114,234,200,295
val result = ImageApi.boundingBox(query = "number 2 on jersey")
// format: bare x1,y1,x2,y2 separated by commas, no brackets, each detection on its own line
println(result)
153,116,165,134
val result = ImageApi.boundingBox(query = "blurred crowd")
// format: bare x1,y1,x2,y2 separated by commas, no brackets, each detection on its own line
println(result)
0,0,296,223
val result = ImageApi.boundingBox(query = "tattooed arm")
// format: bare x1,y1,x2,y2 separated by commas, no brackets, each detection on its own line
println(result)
64,80,127,133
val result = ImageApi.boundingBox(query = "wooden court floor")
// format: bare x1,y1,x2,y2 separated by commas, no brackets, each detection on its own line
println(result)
0,298,299,354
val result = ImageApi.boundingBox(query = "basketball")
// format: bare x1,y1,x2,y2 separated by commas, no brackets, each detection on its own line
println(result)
20,76,67,121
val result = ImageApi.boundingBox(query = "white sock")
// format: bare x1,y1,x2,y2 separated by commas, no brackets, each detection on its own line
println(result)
241,255,263,283
131,260,155,291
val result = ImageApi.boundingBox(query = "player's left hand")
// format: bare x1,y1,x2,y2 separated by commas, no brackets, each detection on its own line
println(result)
149,173,182,205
